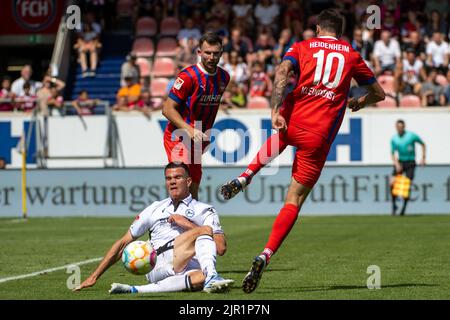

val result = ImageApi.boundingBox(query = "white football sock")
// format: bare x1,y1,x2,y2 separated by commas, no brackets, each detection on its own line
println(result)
195,234,217,277
134,274,191,293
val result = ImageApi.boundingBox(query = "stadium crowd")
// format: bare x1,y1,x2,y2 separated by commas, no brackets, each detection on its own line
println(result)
1,0,449,115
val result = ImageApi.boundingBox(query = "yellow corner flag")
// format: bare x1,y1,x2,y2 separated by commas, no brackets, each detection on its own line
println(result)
392,174,411,199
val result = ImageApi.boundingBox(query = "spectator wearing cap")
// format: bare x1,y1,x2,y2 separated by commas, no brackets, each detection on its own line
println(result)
373,30,401,76
36,75,65,117
400,48,426,96
0,76,14,112
121,53,141,87
113,74,142,111
11,65,42,97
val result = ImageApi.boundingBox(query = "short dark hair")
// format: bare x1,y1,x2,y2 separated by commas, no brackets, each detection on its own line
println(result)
199,32,222,48
396,119,405,125
164,161,191,176
317,9,345,38
23,81,31,89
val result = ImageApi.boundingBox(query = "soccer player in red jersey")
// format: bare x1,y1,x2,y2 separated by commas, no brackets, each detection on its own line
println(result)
220,9,386,293
162,32,230,199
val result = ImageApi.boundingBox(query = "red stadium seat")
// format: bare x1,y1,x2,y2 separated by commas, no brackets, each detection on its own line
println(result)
247,96,270,109
436,74,448,87
150,78,170,97
160,17,181,37
135,17,157,37
132,38,154,58
376,96,397,108
155,38,178,57
116,0,135,17
377,75,396,96
399,95,422,108
152,58,176,77
136,58,151,77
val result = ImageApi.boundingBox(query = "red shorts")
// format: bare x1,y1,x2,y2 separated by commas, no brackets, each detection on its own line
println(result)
280,125,330,188
163,136,208,184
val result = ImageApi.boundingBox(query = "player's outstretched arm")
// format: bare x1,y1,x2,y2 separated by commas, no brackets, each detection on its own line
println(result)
74,230,134,291
270,60,294,131
348,81,386,112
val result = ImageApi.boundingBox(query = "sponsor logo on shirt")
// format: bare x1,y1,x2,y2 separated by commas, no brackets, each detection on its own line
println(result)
174,77,184,90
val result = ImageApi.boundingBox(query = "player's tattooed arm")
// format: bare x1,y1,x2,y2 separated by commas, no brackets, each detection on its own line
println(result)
271,59,293,112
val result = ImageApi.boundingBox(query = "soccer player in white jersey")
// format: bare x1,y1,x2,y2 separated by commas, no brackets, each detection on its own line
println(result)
75,162,233,294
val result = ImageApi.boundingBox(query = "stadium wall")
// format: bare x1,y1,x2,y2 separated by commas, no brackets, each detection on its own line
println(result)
1,108,450,168
1,166,450,217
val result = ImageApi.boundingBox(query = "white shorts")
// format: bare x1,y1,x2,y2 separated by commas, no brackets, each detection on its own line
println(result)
145,241,201,283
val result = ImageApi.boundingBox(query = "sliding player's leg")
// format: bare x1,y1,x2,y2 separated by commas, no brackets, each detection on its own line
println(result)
109,270,205,294
173,224,233,292
221,132,289,200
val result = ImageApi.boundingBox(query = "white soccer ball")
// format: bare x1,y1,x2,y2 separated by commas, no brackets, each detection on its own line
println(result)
121,241,157,275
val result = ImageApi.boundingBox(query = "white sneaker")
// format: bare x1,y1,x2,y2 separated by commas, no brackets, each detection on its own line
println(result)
203,274,234,293
109,283,137,294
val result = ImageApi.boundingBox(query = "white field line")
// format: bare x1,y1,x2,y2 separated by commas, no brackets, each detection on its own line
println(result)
0,257,103,284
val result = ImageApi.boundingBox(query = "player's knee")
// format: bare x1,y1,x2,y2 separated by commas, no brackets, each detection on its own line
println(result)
187,272,205,291
216,243,227,256
199,225,213,237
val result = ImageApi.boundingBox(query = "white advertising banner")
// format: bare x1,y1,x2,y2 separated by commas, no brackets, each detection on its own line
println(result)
1,108,450,168
0,166,449,217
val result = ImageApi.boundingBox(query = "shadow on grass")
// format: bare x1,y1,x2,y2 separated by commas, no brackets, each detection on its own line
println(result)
219,268,296,275
262,283,438,293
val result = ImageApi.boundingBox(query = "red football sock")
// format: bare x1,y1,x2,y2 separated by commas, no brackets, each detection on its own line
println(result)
264,204,299,258
240,133,288,182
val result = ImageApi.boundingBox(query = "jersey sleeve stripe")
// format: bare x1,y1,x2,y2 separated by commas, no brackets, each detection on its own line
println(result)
168,92,182,104
356,76,376,86
283,56,299,74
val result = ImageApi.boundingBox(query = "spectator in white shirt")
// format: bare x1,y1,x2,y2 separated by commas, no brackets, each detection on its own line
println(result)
426,32,449,72
373,30,401,76
401,48,426,95
11,65,42,97
254,0,280,33
223,50,249,85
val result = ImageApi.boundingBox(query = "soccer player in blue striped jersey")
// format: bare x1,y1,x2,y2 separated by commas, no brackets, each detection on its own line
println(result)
162,32,230,199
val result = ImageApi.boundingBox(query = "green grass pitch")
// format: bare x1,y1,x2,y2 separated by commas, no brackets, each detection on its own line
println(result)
0,215,449,300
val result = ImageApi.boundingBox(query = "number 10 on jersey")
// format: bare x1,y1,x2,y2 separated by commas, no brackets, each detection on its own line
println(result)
312,50,345,89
